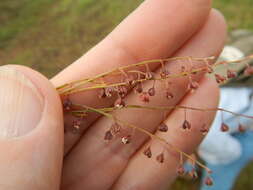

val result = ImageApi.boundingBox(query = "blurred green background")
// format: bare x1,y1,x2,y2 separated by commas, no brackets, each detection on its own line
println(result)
0,0,253,189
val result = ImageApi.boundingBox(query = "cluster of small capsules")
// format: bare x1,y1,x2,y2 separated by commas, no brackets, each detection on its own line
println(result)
215,64,253,133
61,58,253,187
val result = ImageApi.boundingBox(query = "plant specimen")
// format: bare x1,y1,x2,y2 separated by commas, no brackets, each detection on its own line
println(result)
57,54,253,186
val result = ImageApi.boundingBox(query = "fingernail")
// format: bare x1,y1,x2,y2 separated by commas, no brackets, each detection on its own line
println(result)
0,66,44,138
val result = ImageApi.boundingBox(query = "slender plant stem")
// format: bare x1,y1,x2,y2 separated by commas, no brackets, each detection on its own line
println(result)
73,104,211,172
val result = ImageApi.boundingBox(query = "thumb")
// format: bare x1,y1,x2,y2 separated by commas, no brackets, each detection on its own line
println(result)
0,66,64,190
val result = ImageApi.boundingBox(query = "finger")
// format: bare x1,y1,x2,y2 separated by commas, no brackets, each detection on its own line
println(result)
0,66,63,190
112,77,219,190
52,0,212,154
61,9,226,190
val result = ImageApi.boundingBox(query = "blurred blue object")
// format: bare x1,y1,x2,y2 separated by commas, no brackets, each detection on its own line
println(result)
200,131,253,190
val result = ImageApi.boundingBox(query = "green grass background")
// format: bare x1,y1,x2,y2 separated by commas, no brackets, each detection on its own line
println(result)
0,0,253,189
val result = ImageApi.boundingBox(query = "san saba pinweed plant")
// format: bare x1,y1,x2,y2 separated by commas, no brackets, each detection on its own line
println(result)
57,54,253,187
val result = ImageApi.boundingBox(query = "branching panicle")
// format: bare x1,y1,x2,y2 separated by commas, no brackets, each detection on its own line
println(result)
58,54,253,186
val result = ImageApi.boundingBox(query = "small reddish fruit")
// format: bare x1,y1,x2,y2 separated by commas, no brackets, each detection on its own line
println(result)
98,88,107,98
189,81,199,90
158,123,168,132
189,169,198,179
140,92,150,103
200,124,209,135
204,176,213,186
156,153,164,163
105,87,114,97
143,147,152,158
220,122,229,132
227,69,237,78
63,98,72,111
182,120,191,130
117,86,128,98
238,124,246,133
215,74,226,84
145,72,154,80
104,130,113,141
177,165,185,176
244,65,253,76
135,83,143,94
160,69,170,78
148,87,156,96
165,91,174,99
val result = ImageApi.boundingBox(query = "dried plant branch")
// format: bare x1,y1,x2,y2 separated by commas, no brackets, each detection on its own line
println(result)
60,54,253,185
72,104,211,173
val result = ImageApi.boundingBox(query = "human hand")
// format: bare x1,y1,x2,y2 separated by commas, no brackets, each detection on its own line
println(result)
0,0,226,189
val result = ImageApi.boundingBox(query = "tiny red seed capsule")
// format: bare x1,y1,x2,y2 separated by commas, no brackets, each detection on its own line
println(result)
160,69,170,78
139,92,150,103
148,87,156,96
177,165,185,176
189,81,199,90
104,130,113,141
244,65,253,76
156,153,164,163
105,87,114,97
182,120,191,130
63,98,72,111
204,176,213,186
117,86,127,98
98,88,107,98
220,122,229,132
135,83,143,94
145,72,154,80
158,123,168,132
126,75,135,86
227,69,237,78
238,124,246,133
72,119,82,134
165,91,174,99
189,169,198,179
200,124,209,135
143,147,152,158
